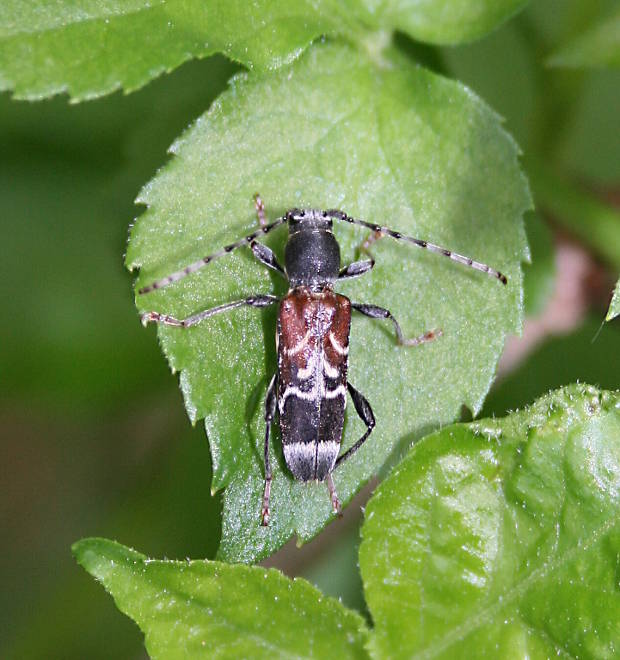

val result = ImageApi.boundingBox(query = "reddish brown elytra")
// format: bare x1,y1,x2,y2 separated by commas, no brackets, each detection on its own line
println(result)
140,195,507,524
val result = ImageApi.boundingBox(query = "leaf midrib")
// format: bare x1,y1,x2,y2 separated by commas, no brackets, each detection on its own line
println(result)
410,515,619,659
119,561,331,659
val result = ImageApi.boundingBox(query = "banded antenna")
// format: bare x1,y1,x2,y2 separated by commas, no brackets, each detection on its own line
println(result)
325,209,507,285
139,216,287,295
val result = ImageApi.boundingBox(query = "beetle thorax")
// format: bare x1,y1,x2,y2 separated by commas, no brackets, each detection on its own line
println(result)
284,213,341,288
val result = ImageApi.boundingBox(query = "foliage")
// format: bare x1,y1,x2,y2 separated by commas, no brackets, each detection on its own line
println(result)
2,0,619,658
75,385,620,658
0,1,526,101
73,538,369,659
361,384,620,658
128,39,528,562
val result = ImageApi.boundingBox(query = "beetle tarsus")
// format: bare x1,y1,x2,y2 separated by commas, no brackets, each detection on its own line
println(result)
326,474,342,517
254,193,267,227
261,479,271,526
400,327,443,347
141,311,183,327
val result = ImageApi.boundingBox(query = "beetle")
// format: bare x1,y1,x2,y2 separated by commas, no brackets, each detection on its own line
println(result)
139,195,507,525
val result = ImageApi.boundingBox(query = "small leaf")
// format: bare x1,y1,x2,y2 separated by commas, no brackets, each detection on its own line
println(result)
360,384,620,659
0,0,341,101
607,279,620,322
548,7,620,69
73,538,369,659
0,0,529,102
127,41,530,562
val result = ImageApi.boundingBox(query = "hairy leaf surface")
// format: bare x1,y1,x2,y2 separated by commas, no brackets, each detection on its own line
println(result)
360,384,620,658
127,42,529,562
73,538,369,659
1,0,527,101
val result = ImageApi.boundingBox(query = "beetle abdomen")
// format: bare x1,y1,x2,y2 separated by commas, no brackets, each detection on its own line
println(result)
277,287,351,482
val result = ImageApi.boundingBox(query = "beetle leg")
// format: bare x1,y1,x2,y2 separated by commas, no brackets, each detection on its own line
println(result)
254,192,267,227
326,474,342,517
250,241,286,276
338,258,374,280
352,302,442,346
359,229,383,260
335,382,376,468
261,373,278,526
141,294,279,328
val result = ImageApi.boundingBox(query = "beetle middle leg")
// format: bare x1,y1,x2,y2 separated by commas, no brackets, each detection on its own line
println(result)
141,294,279,328
352,302,442,346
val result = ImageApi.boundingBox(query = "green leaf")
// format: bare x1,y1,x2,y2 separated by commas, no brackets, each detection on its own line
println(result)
548,7,620,69
0,0,339,101
360,384,620,659
127,41,530,562
73,538,369,659
0,0,529,102
607,279,620,322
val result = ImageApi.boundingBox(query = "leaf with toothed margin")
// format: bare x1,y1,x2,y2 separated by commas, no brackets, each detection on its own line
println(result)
126,40,530,563
0,0,529,102
360,384,620,659
73,538,369,659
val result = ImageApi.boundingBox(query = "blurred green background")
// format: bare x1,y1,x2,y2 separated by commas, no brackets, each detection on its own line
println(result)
1,2,619,657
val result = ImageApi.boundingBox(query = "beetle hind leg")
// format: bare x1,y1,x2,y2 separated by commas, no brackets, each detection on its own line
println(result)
326,474,343,517
335,382,376,469
261,373,278,526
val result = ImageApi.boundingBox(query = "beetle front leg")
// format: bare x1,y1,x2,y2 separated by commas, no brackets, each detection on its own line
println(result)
254,193,267,227
358,229,383,260
352,302,442,346
250,241,286,277
261,373,278,526
338,258,374,280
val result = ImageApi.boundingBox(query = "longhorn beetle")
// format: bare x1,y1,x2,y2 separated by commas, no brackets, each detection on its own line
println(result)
140,195,507,525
